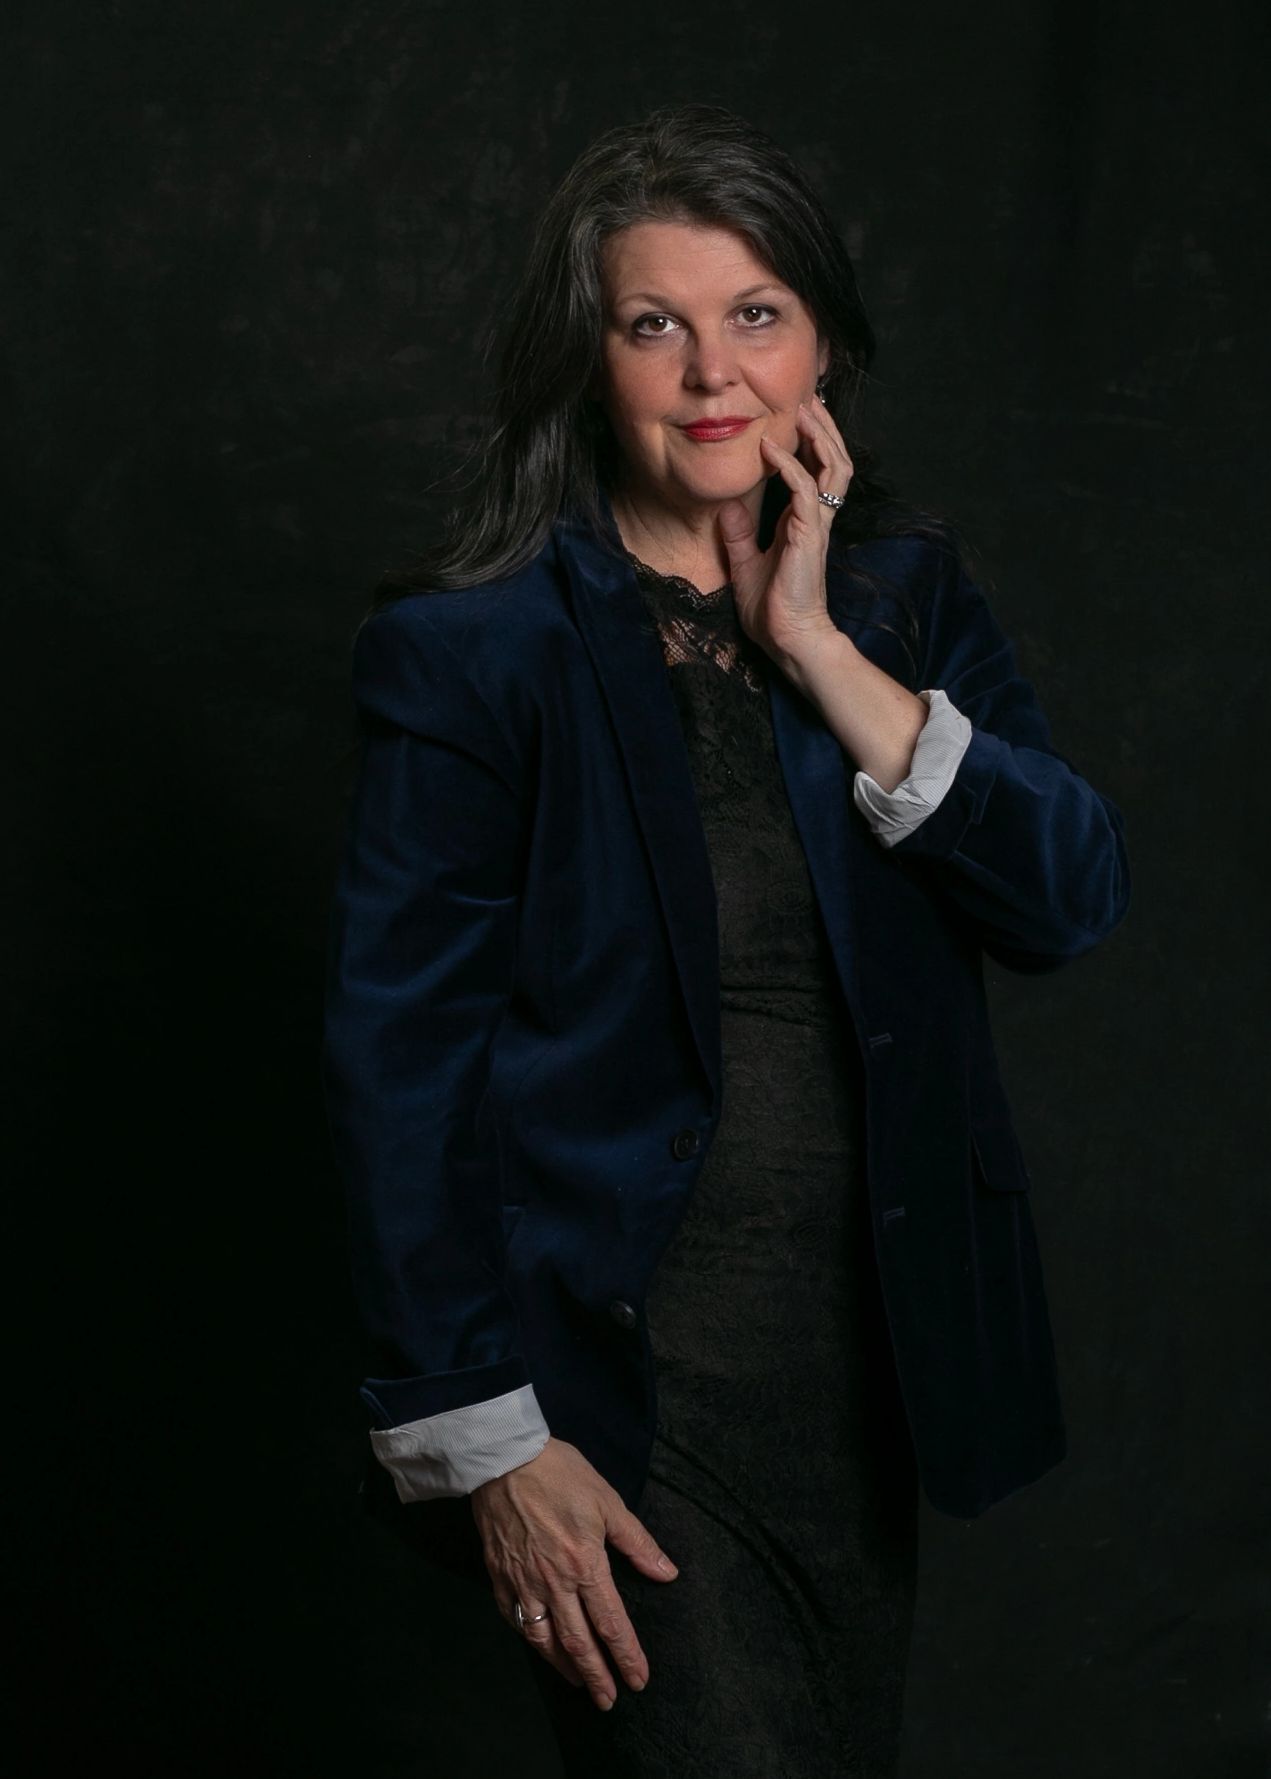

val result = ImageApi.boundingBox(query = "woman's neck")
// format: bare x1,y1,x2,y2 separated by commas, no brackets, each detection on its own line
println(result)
608,479,763,594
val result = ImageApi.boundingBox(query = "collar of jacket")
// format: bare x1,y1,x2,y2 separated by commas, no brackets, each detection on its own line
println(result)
546,478,876,1111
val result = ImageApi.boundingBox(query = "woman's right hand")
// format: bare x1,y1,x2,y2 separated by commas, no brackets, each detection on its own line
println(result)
469,1434,679,1711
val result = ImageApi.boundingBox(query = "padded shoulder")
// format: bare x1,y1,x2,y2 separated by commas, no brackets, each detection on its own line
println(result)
348,551,582,795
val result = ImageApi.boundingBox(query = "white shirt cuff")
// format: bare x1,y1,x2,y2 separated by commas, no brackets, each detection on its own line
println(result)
852,687,973,848
369,1383,551,1502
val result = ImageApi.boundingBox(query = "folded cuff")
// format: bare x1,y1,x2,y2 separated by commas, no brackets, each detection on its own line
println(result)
369,1383,551,1503
853,687,974,848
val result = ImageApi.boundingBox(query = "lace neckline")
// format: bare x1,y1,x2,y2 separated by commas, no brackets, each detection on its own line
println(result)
623,549,732,604
625,549,766,694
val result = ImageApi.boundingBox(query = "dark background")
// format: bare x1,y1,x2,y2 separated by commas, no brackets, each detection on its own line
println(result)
7,1,1268,1773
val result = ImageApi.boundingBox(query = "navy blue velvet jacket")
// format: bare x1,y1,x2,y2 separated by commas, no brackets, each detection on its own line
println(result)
320,490,1131,1520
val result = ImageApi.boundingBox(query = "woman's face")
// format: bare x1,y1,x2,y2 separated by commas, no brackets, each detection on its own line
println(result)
595,218,829,516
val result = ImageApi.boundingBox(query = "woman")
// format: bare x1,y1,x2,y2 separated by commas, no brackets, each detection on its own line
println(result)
321,103,1131,1776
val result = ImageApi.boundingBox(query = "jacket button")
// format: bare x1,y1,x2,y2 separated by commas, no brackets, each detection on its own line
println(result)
608,1299,638,1328
671,1127,700,1160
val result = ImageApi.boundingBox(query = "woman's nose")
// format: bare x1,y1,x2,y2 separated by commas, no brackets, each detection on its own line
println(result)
684,335,740,389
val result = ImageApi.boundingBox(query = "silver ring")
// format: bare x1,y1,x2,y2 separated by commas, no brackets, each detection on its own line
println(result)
817,490,845,510
514,1600,551,1633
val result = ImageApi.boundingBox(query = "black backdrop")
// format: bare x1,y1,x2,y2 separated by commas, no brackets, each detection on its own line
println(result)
7,2,1269,1773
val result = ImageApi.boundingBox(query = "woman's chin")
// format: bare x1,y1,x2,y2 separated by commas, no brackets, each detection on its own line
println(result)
669,466,768,507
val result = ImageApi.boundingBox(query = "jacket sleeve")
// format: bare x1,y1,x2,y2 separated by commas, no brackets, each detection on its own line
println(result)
880,553,1132,973
319,599,550,1496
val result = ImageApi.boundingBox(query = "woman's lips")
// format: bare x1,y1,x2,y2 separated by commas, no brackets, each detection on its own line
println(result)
678,418,755,441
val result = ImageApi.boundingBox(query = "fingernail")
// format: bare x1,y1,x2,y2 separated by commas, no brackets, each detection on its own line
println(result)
600,1694,615,1711
657,1556,678,1574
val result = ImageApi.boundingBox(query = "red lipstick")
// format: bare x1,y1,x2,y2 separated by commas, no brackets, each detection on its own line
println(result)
678,417,755,441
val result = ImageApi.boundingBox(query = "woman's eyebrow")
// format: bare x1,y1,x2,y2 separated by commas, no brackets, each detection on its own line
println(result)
615,281,787,310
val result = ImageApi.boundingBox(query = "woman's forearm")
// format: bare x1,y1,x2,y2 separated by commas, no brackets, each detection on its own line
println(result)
774,626,929,790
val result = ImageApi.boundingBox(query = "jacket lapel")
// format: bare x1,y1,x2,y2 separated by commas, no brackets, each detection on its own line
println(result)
554,499,724,1108
765,664,866,1048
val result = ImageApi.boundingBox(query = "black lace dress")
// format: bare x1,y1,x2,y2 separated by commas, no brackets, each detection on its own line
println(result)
525,556,921,1778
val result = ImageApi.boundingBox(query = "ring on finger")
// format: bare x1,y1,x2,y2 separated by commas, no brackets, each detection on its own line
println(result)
515,1599,552,1634
817,489,846,510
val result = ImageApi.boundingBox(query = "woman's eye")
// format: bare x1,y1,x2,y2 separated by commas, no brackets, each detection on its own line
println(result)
631,304,778,338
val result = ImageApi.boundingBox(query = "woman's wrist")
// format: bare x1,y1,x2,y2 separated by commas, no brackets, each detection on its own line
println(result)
769,621,856,700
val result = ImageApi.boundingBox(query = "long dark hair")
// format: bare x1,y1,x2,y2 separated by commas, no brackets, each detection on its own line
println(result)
368,102,978,658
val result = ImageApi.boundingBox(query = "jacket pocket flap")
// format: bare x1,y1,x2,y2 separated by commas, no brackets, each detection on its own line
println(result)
970,1113,1032,1192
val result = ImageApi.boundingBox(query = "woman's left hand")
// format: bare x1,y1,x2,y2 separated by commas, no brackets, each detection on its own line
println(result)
718,397,854,666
